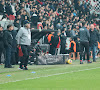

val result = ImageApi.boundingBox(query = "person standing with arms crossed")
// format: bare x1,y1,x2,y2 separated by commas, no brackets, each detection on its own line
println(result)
79,22,92,64
16,20,31,70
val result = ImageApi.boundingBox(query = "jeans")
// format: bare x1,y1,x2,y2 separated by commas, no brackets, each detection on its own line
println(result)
5,46,12,66
89,44,97,61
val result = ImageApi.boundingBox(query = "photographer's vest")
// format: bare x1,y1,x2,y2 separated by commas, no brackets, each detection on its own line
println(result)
48,34,54,43
98,42,100,49
69,41,76,52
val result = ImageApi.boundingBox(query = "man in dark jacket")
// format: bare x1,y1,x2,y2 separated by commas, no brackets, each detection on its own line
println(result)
5,1,13,16
60,28,67,54
0,24,4,64
89,24,99,62
14,15,21,30
79,22,92,64
11,30,17,65
4,24,14,68
0,1,5,15
50,31,61,55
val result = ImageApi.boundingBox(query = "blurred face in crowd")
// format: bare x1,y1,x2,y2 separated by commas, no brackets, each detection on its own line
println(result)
26,23,30,29
51,32,54,35
85,23,88,27
1,1,5,5
69,38,72,41
17,15,21,19
8,26,14,31
79,23,82,27
87,24,90,30
90,24,94,31
57,32,61,36
23,11,27,15
96,25,99,30
0,26,3,31
76,25,79,30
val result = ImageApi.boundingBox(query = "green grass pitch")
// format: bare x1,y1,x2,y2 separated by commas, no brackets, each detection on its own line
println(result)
0,58,100,90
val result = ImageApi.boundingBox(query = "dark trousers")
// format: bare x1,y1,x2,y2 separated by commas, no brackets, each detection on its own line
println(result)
11,52,16,65
0,48,3,64
80,42,89,60
20,45,30,67
60,44,66,54
49,45,56,55
5,46,12,66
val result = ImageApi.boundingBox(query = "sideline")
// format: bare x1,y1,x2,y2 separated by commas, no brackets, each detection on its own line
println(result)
0,67,100,85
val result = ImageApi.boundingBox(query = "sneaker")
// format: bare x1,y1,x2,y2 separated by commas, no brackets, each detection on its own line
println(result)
87,60,92,63
19,64,23,69
93,60,96,62
80,61,83,64
4,66,8,68
8,65,14,68
23,66,28,70
19,67,23,70
0,63,3,65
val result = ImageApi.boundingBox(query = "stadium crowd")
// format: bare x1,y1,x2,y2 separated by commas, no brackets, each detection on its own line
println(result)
0,0,100,69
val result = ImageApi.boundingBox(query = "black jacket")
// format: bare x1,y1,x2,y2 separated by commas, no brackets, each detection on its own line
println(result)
11,30,17,52
50,35,59,48
89,29,99,46
3,30,13,47
5,3,13,15
79,27,90,42
60,33,67,45
0,31,4,49
0,4,5,14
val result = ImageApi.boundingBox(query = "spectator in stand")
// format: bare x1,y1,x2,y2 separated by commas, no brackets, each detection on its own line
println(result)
70,25,76,38
89,24,99,62
21,10,30,26
0,24,4,65
4,24,14,68
5,1,14,16
14,15,22,30
60,28,67,54
0,1,6,15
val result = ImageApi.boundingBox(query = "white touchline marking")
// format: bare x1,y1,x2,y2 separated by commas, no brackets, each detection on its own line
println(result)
0,67,100,85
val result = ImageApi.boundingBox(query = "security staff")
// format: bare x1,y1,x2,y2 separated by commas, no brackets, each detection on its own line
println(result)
16,20,31,70
4,24,14,68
